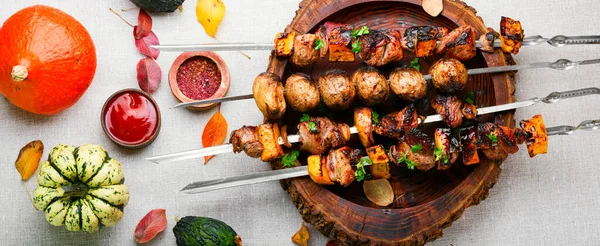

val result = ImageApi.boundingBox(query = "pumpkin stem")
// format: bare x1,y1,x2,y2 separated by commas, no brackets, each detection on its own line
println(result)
11,65,28,82
62,182,89,198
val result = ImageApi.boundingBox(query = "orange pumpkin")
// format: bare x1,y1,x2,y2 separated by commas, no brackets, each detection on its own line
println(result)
0,5,97,115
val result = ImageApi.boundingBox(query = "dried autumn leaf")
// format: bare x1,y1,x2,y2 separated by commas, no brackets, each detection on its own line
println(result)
196,0,226,38
423,0,443,17
134,209,167,243
202,106,228,164
134,9,153,39
137,58,162,93
15,140,44,181
326,241,339,246
291,223,310,246
135,30,160,59
363,179,394,207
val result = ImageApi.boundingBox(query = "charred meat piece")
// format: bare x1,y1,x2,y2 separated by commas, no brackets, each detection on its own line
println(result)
520,114,548,157
461,102,478,120
475,122,518,161
253,73,286,120
375,105,425,139
354,107,375,148
389,67,428,102
351,66,389,106
436,25,476,61
229,126,263,158
389,128,436,171
257,123,285,161
402,26,445,57
290,34,320,67
274,32,296,57
500,16,525,54
328,24,355,62
367,145,391,180
431,94,464,128
429,58,468,93
434,128,460,170
459,126,480,165
318,69,356,110
514,128,531,145
324,147,362,186
479,28,499,53
298,117,351,155
380,29,404,65
284,73,320,112
358,29,404,66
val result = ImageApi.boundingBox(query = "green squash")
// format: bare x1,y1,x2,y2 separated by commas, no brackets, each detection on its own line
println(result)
33,144,129,232
173,216,242,246
130,0,186,12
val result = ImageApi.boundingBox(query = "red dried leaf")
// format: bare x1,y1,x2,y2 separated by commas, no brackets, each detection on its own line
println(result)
202,106,228,164
135,30,160,59
134,209,167,243
136,58,162,93
134,9,153,39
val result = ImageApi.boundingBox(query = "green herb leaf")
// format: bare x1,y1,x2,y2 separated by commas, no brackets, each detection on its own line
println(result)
354,156,372,182
352,40,362,53
397,154,416,170
465,92,475,104
410,58,421,71
372,111,380,124
411,144,423,153
314,38,324,50
352,26,370,38
487,132,498,145
308,121,317,132
434,146,448,163
281,150,300,168
300,113,310,122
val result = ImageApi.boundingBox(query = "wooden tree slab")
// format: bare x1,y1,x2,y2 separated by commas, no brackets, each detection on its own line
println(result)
267,0,517,244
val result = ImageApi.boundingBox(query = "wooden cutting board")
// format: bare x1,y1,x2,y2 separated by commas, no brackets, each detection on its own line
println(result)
267,0,517,244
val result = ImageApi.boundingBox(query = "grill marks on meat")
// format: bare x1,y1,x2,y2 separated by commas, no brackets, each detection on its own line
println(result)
434,128,460,170
229,126,263,158
436,25,476,61
431,94,464,128
479,28,499,53
358,29,404,66
327,24,355,62
375,105,425,139
298,117,351,155
389,128,436,171
402,26,448,58
500,16,524,54
475,123,519,161
323,147,362,186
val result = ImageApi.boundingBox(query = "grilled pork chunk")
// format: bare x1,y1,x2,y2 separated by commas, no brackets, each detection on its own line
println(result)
328,24,355,62
229,126,263,158
324,147,362,186
290,34,320,67
500,16,524,54
459,126,480,165
475,123,518,161
402,26,448,57
298,117,351,155
375,105,425,139
431,94,464,128
436,25,477,61
358,29,404,66
389,128,436,171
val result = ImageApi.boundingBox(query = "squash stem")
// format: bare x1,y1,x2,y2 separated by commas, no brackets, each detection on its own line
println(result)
11,65,28,82
62,182,89,198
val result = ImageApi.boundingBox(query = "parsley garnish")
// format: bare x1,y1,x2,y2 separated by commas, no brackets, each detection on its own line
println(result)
352,40,362,53
372,110,380,124
281,150,300,168
314,38,324,50
308,121,317,133
410,58,421,71
411,144,423,153
465,92,475,104
300,113,310,122
354,156,372,182
487,132,498,145
397,154,416,170
434,146,449,164
352,26,370,38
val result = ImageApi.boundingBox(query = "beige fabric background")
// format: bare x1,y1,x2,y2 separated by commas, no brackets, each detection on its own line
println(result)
1,0,599,245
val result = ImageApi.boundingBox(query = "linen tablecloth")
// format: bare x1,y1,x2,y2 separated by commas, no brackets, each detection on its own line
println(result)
1,0,599,245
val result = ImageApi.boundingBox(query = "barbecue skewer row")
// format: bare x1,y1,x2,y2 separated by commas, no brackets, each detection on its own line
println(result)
147,87,600,164
272,17,524,67
306,115,547,187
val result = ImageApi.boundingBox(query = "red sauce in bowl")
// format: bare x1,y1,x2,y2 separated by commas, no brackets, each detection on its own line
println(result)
102,90,160,147
176,56,222,100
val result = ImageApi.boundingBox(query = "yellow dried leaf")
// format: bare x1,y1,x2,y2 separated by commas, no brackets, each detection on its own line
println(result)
422,0,443,17
291,223,309,246
15,140,44,181
363,179,394,206
196,0,226,38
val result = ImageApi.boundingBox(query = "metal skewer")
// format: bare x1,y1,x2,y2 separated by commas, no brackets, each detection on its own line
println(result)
173,58,600,109
179,118,600,194
146,87,600,164
151,35,600,52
